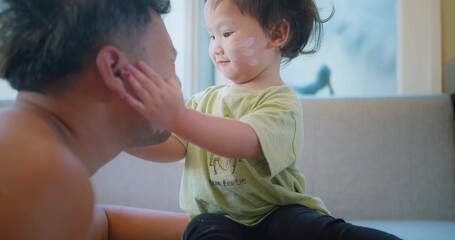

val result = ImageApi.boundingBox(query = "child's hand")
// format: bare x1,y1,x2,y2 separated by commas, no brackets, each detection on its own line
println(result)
122,61,186,130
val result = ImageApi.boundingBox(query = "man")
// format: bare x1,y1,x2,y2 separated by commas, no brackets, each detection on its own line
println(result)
0,0,187,239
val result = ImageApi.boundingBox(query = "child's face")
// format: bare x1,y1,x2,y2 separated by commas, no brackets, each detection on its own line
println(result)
204,0,277,85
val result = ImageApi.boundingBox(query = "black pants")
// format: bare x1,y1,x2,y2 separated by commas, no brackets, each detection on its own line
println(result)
182,205,401,240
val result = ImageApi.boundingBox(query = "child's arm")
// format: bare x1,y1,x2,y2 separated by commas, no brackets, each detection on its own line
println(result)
171,108,262,159
122,61,263,159
126,135,186,163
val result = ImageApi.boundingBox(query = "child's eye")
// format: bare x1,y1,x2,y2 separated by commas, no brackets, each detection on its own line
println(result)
209,35,215,40
223,32,233,38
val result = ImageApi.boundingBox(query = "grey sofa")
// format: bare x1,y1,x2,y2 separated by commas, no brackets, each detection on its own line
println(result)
5,94,453,239
91,94,455,239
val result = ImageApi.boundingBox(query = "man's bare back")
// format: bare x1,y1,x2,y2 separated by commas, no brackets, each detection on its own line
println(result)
0,0,187,239
0,102,95,239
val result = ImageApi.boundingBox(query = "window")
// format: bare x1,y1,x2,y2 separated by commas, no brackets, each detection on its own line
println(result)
165,0,214,99
0,81,16,100
0,0,443,100
214,0,442,96
282,0,398,97
279,0,442,97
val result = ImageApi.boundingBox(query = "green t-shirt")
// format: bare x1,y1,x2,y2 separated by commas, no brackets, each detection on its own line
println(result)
178,84,329,226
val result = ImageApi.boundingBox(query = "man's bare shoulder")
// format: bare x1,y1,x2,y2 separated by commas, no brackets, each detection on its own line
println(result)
0,107,95,239
0,105,62,143
0,106,76,171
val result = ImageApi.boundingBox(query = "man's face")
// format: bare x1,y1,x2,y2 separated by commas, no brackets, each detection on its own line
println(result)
130,10,178,146
141,11,178,84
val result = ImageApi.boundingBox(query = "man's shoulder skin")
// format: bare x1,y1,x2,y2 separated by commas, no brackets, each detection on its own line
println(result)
0,107,96,239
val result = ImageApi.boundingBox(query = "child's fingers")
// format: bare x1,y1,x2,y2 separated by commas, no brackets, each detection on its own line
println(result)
123,92,146,115
124,65,157,100
137,61,165,88
125,64,147,82
124,71,154,104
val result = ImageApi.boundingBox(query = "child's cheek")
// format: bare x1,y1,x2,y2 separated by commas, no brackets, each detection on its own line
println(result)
229,37,259,66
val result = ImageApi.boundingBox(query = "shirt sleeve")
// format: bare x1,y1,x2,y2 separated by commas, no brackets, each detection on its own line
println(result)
240,93,304,178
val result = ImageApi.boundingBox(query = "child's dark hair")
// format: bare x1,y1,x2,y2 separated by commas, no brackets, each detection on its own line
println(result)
0,0,170,93
206,0,332,64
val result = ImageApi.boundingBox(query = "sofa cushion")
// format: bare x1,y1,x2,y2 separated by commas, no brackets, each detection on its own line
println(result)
350,220,455,240
300,95,455,220
92,153,184,212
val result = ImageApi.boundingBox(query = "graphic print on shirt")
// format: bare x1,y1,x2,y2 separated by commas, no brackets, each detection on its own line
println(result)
208,153,247,187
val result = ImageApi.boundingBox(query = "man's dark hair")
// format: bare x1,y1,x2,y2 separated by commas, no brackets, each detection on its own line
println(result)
0,0,170,93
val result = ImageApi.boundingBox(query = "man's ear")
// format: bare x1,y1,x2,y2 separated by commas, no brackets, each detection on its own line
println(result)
267,19,290,49
96,45,128,97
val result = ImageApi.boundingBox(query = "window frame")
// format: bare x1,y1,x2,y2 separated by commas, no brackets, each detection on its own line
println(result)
398,0,442,94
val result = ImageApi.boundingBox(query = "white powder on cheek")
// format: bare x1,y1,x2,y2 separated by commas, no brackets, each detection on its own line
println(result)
234,37,259,64
239,37,255,47
242,49,254,57
249,59,259,66
229,38,252,60
221,37,260,66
